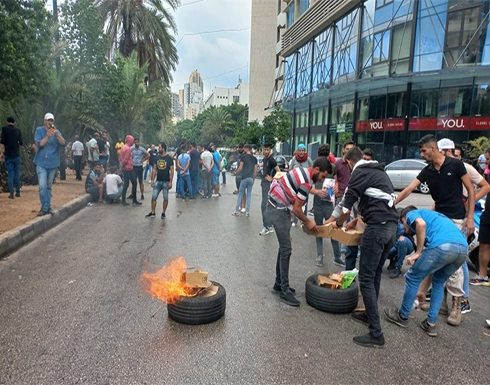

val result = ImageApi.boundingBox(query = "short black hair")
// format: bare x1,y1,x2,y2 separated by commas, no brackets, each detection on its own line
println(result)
263,143,272,149
363,148,375,158
419,134,436,148
7,116,15,123
400,205,418,221
454,144,464,158
312,156,331,172
244,144,251,150
189,141,196,147
134,137,139,141
343,139,355,148
318,144,330,157
345,146,363,163
238,143,244,148
160,141,167,151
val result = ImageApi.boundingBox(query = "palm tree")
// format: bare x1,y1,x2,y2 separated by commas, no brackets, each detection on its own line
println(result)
96,0,179,84
201,107,234,145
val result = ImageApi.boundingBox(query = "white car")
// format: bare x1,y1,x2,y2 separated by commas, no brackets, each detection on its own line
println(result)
385,159,430,194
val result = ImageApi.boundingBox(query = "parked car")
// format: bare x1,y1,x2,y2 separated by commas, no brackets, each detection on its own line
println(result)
275,155,291,172
384,159,430,194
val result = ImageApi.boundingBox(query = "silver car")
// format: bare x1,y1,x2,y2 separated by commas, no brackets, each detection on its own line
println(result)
384,159,430,194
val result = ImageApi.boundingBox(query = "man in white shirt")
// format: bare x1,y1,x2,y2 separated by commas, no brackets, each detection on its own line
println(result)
104,167,123,203
71,135,84,181
200,144,214,199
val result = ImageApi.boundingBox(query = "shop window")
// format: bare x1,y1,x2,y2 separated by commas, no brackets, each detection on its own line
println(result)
438,86,472,117
410,89,439,118
387,91,406,118
369,95,387,119
358,97,369,121
390,22,411,74
471,83,490,116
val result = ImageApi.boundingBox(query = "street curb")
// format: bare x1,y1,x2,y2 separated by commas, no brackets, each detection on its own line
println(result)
0,194,92,260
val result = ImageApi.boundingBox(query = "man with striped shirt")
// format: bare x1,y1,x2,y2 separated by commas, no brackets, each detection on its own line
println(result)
267,156,331,307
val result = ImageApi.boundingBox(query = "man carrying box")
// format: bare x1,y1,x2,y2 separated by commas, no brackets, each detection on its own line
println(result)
330,147,398,348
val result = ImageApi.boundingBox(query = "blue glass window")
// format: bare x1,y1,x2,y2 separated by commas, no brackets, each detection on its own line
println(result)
299,0,310,16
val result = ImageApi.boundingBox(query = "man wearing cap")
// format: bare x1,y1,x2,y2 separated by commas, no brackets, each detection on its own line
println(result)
33,113,66,216
395,134,475,327
1,117,23,199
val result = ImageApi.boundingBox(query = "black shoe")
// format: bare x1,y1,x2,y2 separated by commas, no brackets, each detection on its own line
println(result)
279,292,300,307
273,284,296,293
8,194,14,199
47,208,55,215
383,307,409,328
161,213,166,219
15,192,20,197
145,212,155,218
132,201,142,206
127,194,133,200
37,210,47,217
420,319,437,337
141,194,144,200
390,268,402,279
353,333,385,348
121,202,129,206
387,259,397,270
351,312,369,326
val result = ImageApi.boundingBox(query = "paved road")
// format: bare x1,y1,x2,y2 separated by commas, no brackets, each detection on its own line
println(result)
1,180,488,384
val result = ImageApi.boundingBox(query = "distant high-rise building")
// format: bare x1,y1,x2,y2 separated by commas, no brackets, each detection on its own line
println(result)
171,93,183,121
181,70,204,120
189,70,204,93
204,79,249,110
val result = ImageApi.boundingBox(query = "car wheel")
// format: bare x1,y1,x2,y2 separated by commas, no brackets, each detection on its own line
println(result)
305,274,359,313
167,281,226,325
419,181,430,194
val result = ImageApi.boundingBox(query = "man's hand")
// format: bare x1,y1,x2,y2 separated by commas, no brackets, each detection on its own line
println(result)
406,252,420,266
265,175,273,182
306,219,317,233
465,218,475,236
168,182,172,190
333,183,339,194
312,188,327,198
150,181,155,188
345,218,358,230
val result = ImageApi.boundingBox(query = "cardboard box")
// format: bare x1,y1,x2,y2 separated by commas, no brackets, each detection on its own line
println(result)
303,219,365,246
183,268,212,288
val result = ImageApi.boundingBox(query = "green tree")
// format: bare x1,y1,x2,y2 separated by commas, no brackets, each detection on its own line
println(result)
0,0,53,103
262,108,291,144
96,0,179,83
466,136,490,160
201,107,233,145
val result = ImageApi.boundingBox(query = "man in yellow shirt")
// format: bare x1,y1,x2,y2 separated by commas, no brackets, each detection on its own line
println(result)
115,137,124,162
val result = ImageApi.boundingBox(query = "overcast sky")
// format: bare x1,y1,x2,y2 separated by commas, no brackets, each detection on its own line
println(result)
47,0,252,96
171,0,251,96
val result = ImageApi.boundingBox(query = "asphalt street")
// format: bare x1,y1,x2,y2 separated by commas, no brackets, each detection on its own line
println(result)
0,178,488,384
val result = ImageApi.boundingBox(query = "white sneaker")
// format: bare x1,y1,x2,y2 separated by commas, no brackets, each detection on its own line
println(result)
259,227,269,235
291,222,296,227
240,208,246,213
231,211,239,216
267,226,274,233
212,194,219,198
245,212,250,217
486,319,490,327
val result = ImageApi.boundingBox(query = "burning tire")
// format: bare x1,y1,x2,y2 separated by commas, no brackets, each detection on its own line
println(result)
305,274,359,313
167,281,226,325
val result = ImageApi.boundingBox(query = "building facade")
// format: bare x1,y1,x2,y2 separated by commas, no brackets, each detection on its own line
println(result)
203,80,250,110
180,70,204,120
273,0,490,162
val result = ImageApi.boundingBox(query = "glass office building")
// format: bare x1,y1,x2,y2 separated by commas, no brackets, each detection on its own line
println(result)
278,0,490,162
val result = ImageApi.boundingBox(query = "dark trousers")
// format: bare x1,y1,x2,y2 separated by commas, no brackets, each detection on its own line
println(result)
190,170,198,198
345,246,359,270
201,169,212,198
74,155,82,180
359,222,397,338
267,204,293,294
5,156,21,194
261,181,272,228
122,169,137,203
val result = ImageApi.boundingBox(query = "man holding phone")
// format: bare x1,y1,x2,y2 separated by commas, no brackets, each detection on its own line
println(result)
33,113,66,216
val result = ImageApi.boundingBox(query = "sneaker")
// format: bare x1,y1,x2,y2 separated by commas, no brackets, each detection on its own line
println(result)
486,319,490,327
47,208,55,215
132,201,142,206
8,194,14,199
233,190,238,194
259,227,270,236
267,226,274,233
273,284,295,293
141,194,144,200
351,312,369,326
37,210,47,217
469,276,489,286
461,299,471,314
315,255,324,267
145,212,155,218
425,288,432,302
279,291,300,307
161,213,166,219
383,307,409,328
245,212,250,217
420,319,437,337
291,222,296,227
240,208,246,213
121,202,130,206
308,209,314,216
353,333,385,348
333,258,346,267
212,194,219,198
15,192,20,197
231,211,239,216
127,194,133,200
390,268,402,279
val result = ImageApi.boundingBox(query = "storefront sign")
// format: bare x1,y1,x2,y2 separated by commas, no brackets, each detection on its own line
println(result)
471,116,490,130
409,118,437,130
437,117,470,130
356,119,404,132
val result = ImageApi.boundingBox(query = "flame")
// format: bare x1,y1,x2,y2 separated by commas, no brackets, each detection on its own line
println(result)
142,256,200,305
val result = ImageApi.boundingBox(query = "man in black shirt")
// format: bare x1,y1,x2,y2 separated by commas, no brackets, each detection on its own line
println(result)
0,117,23,199
231,144,257,217
395,134,475,327
146,142,174,219
259,143,280,235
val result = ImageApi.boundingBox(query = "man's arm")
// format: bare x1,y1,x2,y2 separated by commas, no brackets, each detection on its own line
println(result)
142,150,150,163
292,198,316,231
406,218,426,265
394,178,421,205
461,173,475,234
475,178,490,201
235,160,244,175
253,164,258,179
169,165,174,189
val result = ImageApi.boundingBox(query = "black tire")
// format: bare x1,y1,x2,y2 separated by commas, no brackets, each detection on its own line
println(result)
167,281,226,325
305,274,359,313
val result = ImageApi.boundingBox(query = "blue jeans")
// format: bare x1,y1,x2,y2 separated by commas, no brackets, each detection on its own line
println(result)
178,173,193,198
144,164,153,180
37,165,58,211
359,222,397,338
5,156,21,194
267,204,293,294
392,237,415,270
313,200,340,259
235,177,253,212
399,242,467,324
190,170,198,198
221,170,227,184
152,181,169,201
462,262,469,299
345,246,359,270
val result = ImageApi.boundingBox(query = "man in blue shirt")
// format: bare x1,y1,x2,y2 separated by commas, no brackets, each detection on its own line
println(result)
131,137,149,200
177,150,192,200
33,113,66,216
384,206,467,337
210,143,221,197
